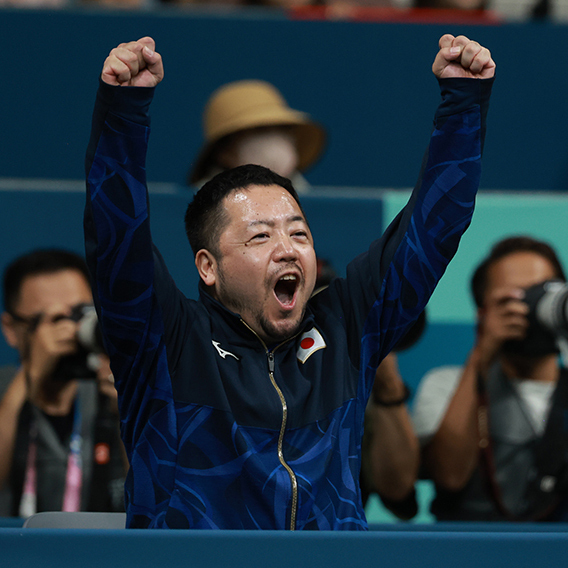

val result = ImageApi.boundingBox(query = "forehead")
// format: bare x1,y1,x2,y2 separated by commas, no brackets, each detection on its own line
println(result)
487,251,558,291
223,184,305,226
16,270,92,313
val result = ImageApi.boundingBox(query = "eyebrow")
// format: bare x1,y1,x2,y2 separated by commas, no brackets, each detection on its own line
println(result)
248,215,306,228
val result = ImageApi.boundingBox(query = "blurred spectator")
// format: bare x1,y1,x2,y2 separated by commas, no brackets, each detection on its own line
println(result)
188,80,326,193
532,0,549,18
413,236,568,521
0,249,126,517
0,0,149,7
0,0,68,7
413,0,486,9
162,0,276,5
79,0,151,8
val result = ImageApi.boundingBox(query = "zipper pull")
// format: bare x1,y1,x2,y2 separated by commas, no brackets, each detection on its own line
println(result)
268,351,275,374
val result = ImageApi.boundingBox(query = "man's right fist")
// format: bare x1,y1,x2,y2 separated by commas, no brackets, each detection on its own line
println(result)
101,36,164,88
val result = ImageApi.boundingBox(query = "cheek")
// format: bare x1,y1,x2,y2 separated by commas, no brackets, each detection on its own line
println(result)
304,250,318,282
12,329,29,351
234,251,268,271
224,255,266,286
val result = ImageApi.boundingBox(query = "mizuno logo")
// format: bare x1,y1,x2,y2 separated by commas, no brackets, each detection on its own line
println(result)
212,341,239,361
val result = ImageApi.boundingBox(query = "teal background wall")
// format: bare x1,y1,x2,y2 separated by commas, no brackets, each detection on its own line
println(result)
2,9,568,192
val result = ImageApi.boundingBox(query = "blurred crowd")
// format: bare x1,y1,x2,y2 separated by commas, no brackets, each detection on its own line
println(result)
0,0,558,24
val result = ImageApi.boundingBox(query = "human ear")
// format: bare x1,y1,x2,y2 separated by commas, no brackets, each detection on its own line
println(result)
195,250,218,287
1,312,19,349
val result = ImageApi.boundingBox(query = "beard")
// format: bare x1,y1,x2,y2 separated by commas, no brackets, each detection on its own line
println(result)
257,311,304,344
216,263,306,344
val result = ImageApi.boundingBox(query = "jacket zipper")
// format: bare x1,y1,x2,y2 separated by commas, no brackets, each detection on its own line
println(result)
267,351,298,531
240,320,299,530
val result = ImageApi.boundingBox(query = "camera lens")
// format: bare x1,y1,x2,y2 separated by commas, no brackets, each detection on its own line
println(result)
534,280,568,337
76,305,105,353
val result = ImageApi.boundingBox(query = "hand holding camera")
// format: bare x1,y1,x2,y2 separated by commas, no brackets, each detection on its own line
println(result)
476,279,568,369
22,304,105,401
476,286,530,371
22,304,82,400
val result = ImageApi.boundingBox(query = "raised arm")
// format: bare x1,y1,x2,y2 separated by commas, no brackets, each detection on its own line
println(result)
84,38,180,461
342,35,495,396
0,369,27,489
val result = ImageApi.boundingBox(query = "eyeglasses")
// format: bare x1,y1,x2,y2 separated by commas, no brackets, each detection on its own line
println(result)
8,303,93,332
8,312,42,332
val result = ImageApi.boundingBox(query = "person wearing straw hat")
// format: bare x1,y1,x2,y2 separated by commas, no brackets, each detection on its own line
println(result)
85,34,495,529
188,80,326,192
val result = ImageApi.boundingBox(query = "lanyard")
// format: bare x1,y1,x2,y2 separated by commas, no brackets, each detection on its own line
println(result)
477,373,561,522
19,400,84,518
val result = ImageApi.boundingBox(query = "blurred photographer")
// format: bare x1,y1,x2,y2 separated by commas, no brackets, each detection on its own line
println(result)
413,235,568,521
0,249,126,517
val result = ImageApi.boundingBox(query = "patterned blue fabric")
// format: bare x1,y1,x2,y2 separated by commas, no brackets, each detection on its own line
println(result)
84,78,492,529
361,110,482,393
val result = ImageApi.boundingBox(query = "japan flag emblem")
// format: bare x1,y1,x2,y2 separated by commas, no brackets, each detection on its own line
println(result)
297,327,326,363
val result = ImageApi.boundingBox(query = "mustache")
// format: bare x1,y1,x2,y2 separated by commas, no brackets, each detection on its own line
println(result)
271,263,304,282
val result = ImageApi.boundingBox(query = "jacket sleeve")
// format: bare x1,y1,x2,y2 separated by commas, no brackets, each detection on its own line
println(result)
84,80,182,458
331,77,494,391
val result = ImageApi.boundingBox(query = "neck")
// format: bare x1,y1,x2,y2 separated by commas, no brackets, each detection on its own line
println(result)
32,380,79,416
500,353,559,382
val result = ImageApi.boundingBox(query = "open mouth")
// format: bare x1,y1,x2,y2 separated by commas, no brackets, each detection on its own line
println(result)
274,274,299,308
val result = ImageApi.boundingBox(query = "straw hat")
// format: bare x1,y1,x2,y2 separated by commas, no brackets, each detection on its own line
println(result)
189,80,326,185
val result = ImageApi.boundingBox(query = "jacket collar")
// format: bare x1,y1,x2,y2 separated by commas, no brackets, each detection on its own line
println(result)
198,280,315,348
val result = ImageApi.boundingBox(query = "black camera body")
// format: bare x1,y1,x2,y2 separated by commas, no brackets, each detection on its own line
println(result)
53,304,105,381
505,280,568,358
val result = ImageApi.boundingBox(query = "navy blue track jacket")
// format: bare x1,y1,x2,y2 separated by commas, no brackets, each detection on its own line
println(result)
84,76,493,529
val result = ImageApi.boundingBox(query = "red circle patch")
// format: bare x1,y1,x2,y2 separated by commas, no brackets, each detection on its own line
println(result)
94,443,111,465
300,337,315,350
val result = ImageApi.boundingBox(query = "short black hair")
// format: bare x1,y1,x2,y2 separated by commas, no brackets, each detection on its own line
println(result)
3,249,90,315
471,235,566,308
184,164,305,258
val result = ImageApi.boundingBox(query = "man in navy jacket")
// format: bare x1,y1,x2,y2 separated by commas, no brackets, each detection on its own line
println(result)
84,34,495,529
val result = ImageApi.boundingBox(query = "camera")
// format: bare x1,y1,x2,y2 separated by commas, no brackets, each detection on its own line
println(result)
75,304,105,354
53,304,106,381
524,280,568,339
